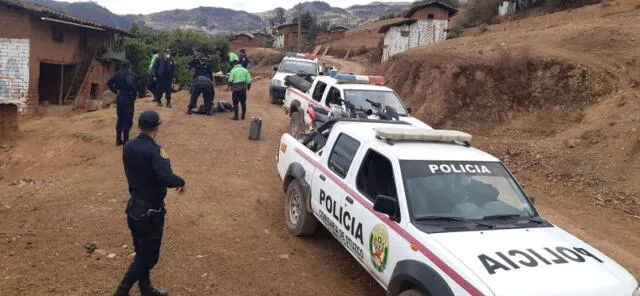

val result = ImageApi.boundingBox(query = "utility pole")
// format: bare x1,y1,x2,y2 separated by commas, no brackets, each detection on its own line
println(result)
297,1,301,52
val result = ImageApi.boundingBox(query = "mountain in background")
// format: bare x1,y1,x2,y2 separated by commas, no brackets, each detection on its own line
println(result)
23,0,441,36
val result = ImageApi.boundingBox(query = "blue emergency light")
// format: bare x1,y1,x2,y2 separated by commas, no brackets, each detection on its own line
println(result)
329,71,386,85
285,52,317,60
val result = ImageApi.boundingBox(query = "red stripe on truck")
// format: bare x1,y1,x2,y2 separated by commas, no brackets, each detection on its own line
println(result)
294,148,486,296
287,88,332,112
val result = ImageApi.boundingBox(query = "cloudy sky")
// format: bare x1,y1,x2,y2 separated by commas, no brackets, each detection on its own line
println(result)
60,0,411,15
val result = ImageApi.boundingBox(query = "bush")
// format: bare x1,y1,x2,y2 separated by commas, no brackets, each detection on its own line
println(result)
451,0,502,29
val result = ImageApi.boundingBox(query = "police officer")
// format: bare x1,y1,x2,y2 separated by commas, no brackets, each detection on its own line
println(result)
107,60,137,146
227,53,252,121
239,48,249,69
147,49,159,101
112,110,186,296
186,54,215,115
151,49,176,108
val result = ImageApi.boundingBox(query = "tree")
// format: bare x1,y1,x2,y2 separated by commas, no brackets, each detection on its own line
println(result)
318,21,331,31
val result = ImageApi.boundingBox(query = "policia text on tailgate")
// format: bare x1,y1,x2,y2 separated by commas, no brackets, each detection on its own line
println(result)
276,120,639,296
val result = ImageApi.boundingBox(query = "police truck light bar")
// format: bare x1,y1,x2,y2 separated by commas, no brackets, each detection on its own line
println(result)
285,52,317,60
374,127,472,146
329,71,386,85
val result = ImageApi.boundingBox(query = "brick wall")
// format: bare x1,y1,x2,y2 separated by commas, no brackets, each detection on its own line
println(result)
0,104,19,139
408,7,451,21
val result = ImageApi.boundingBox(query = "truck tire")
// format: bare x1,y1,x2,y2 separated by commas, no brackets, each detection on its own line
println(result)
270,93,280,105
289,110,305,137
285,179,317,236
398,289,428,296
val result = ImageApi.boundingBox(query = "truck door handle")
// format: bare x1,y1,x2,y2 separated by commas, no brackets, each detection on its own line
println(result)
319,175,326,181
345,196,354,204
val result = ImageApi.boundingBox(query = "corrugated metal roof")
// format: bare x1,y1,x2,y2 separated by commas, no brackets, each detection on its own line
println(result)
0,0,132,35
378,19,418,34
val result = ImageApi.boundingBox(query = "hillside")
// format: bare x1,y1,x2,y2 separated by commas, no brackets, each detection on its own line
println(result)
24,0,414,35
379,1,640,218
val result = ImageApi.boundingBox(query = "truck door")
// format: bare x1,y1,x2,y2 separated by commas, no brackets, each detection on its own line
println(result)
349,148,404,285
311,132,364,261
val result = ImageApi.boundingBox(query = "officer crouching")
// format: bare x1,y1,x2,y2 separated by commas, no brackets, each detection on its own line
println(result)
113,110,186,296
186,54,215,115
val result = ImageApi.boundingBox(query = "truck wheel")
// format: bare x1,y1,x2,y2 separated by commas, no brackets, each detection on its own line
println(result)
285,180,317,236
270,93,280,105
398,289,428,296
289,110,305,137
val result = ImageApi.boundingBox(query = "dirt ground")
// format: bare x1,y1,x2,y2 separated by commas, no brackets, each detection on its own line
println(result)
0,78,386,295
2,3,640,293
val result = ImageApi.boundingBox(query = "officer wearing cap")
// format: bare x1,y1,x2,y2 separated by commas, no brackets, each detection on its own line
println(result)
186,54,215,115
227,52,252,120
113,111,185,296
151,49,176,108
107,59,137,146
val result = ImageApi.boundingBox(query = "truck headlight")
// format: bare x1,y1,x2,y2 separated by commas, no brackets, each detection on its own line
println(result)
271,79,283,86
632,285,640,296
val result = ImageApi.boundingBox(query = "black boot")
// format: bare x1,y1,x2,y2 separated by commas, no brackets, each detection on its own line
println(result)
241,111,246,121
166,100,172,109
116,133,123,146
112,285,130,296
230,110,239,120
141,288,168,296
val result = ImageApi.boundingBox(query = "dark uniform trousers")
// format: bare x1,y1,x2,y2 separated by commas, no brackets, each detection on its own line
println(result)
189,75,214,110
116,96,134,140
121,201,165,292
232,90,247,118
155,79,172,105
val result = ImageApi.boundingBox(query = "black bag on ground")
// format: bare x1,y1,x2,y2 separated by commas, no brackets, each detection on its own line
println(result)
249,117,263,141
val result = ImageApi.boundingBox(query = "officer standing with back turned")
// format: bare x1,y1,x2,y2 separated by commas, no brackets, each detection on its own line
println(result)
107,59,137,146
227,52,252,121
113,110,186,296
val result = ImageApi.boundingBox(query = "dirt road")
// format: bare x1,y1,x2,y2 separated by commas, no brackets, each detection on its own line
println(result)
0,56,638,296
0,80,384,295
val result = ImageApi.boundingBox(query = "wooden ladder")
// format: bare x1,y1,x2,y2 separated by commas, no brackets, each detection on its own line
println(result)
64,58,95,104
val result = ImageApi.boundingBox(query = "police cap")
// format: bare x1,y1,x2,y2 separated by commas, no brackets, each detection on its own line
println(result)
139,110,162,130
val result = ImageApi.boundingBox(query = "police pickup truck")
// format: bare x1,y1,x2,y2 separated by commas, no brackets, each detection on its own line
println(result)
283,73,428,135
276,119,639,296
270,52,322,104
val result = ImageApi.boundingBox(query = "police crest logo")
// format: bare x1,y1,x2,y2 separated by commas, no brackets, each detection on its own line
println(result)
160,148,169,159
369,224,389,272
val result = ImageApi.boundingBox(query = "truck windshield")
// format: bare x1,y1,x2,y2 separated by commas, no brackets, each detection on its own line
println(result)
278,60,317,75
343,90,408,116
400,161,536,221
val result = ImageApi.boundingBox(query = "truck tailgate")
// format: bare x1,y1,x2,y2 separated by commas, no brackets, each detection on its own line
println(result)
277,134,319,182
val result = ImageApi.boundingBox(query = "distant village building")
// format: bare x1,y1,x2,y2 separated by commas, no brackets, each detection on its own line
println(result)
0,0,130,137
380,1,458,62
276,23,308,49
499,0,518,16
230,32,257,52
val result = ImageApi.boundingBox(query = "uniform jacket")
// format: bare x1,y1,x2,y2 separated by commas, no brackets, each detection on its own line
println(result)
240,55,249,69
228,64,252,92
152,58,176,82
107,69,137,102
189,58,214,80
123,133,185,209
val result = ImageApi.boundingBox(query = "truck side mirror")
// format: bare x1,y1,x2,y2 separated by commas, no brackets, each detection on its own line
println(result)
273,66,278,72
374,195,400,222
406,107,413,114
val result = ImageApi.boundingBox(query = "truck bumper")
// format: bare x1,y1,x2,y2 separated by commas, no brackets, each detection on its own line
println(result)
270,85,286,99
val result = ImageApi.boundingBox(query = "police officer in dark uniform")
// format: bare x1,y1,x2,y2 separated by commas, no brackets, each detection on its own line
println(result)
107,60,137,146
113,110,186,296
151,49,176,108
186,54,215,115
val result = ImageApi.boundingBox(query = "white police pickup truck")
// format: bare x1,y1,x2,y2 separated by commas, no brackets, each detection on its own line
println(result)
276,119,639,296
283,73,428,135
270,52,322,104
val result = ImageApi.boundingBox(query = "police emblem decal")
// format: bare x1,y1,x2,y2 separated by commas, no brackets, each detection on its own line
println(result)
369,224,389,272
160,148,169,159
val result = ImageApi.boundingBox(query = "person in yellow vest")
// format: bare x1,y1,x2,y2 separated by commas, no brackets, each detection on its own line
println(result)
227,53,252,120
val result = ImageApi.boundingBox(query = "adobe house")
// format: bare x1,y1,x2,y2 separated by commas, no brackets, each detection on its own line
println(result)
230,32,258,52
0,0,130,137
276,23,308,49
330,25,349,39
380,0,458,62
